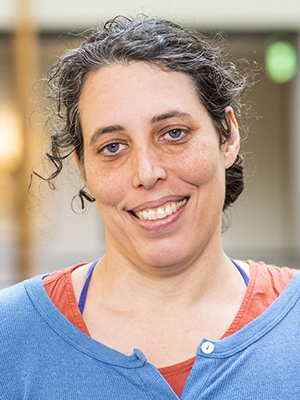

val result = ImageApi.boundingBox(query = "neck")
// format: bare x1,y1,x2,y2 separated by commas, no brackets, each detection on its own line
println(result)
92,239,241,311
80,233,247,366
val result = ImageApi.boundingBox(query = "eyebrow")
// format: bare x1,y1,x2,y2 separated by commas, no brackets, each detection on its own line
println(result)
89,110,194,146
151,110,194,124
90,124,125,145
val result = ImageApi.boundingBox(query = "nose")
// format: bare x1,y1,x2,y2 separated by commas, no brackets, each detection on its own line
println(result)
132,146,167,189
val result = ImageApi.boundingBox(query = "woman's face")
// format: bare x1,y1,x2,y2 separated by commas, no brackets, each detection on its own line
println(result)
78,62,239,272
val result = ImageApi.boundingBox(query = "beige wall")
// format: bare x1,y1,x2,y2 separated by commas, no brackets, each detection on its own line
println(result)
222,34,300,267
1,0,300,30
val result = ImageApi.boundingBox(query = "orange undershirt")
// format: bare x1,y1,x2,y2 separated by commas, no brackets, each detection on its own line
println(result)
43,260,297,398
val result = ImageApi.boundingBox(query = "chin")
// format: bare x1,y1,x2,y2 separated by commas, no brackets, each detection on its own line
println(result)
135,244,196,272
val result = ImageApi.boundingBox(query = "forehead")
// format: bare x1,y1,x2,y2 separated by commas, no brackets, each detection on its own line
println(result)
79,62,202,122
83,61,196,91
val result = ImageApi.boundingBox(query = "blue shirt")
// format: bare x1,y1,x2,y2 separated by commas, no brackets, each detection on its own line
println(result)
1,270,300,399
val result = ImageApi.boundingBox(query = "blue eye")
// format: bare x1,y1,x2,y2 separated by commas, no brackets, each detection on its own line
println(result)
166,129,184,139
106,143,120,153
100,142,127,156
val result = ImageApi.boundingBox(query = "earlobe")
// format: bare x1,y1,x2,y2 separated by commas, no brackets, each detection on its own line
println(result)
73,150,87,183
224,106,240,169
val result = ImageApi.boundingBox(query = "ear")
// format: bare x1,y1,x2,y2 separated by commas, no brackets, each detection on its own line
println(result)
73,150,87,184
223,106,240,169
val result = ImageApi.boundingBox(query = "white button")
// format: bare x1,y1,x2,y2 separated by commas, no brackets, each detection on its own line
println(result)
201,341,215,354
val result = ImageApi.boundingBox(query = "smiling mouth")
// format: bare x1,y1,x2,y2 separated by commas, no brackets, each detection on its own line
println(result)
132,198,188,221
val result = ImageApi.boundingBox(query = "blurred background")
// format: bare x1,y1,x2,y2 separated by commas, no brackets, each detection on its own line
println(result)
0,0,299,288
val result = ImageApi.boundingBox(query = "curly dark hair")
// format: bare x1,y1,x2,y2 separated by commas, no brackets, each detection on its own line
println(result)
38,15,248,211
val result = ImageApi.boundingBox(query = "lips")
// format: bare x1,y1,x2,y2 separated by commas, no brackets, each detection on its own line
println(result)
132,198,188,221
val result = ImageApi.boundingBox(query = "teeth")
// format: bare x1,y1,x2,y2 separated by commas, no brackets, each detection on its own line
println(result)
157,208,166,219
165,205,172,216
148,210,156,220
171,203,177,213
134,198,187,221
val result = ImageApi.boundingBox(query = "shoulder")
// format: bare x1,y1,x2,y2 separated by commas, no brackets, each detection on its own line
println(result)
0,279,30,314
247,260,298,292
245,260,299,312
0,277,46,360
43,262,91,304
0,262,87,314
43,263,88,285
0,276,45,321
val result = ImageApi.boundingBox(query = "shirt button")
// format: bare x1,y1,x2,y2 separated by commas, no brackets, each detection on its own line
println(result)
201,341,215,354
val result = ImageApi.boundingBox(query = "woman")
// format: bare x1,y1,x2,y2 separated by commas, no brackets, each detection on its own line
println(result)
1,16,299,399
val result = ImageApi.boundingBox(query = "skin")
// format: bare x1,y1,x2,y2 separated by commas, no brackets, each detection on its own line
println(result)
73,61,246,367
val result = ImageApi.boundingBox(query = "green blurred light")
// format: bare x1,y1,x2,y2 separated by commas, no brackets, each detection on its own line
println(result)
265,41,297,83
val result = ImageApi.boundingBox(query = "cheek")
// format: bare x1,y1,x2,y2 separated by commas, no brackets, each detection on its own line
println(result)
169,143,223,187
84,164,130,209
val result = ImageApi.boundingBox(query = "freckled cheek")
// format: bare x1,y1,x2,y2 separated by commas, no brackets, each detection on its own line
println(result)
85,167,130,208
169,149,220,187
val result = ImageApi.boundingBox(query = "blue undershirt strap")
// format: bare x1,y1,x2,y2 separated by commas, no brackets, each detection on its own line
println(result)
230,258,250,286
78,259,99,314
78,258,249,315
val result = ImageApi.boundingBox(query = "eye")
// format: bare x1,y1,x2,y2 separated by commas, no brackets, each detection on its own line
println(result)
101,142,127,155
164,129,186,140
